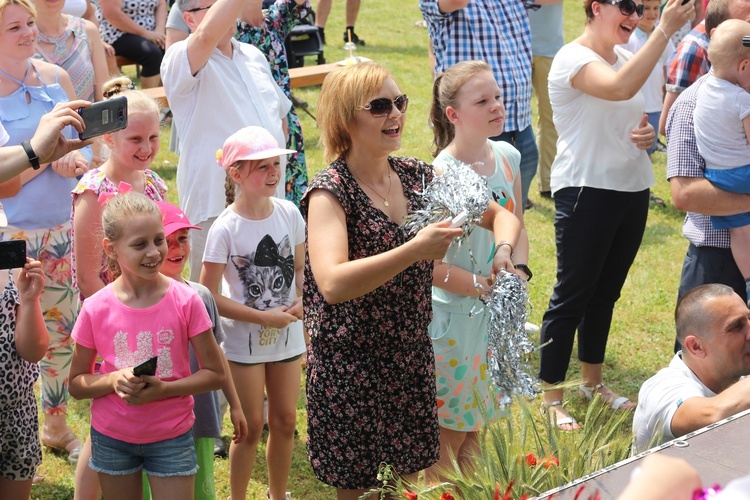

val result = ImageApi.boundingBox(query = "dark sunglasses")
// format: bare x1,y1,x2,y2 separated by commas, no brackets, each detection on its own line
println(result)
357,94,409,117
186,4,211,13
599,0,644,18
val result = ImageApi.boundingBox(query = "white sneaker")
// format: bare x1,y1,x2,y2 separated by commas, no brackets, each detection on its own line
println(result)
525,322,540,334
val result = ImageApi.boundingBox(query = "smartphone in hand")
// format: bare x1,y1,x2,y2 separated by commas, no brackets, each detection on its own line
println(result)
0,240,26,270
133,355,158,377
78,97,128,140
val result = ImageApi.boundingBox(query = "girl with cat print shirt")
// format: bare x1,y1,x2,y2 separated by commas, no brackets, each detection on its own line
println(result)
68,192,225,500
201,126,304,500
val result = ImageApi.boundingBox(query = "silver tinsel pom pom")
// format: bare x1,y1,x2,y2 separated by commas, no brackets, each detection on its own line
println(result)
477,270,539,408
401,160,490,239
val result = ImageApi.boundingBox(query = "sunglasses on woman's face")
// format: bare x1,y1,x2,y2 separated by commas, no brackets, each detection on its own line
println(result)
599,0,644,18
357,94,409,117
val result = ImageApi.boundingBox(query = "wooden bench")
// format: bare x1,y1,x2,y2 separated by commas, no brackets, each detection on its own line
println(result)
141,63,340,108
289,62,339,88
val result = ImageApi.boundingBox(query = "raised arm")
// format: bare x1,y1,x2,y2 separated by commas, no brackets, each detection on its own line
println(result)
306,189,462,304
573,0,692,101
184,0,245,75
0,101,91,182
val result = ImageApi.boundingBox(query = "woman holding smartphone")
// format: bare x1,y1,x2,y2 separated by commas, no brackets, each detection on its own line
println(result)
539,0,692,430
0,0,90,465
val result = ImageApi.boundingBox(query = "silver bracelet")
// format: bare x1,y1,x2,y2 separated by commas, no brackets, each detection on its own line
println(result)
656,25,669,43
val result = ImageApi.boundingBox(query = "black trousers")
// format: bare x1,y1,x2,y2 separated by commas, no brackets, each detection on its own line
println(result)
112,33,164,77
539,186,649,384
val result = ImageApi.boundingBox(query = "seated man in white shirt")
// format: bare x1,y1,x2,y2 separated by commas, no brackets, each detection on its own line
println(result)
633,283,750,452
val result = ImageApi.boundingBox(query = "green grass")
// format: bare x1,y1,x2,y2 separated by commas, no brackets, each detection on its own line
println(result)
32,1,689,498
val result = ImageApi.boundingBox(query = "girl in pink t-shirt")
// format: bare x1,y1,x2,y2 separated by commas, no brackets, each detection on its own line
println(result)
69,192,225,500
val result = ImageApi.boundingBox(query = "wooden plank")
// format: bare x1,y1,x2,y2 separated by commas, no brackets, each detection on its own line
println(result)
142,87,169,108
140,62,340,108
289,62,340,88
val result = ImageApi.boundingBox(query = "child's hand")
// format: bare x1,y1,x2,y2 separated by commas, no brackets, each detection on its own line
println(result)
262,306,298,329
17,258,45,303
112,368,147,399
490,245,514,276
287,297,303,320
229,405,248,444
121,375,163,406
51,150,89,178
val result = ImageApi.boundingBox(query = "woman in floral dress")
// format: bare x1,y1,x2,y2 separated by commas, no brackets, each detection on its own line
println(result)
302,62,464,499
236,0,309,206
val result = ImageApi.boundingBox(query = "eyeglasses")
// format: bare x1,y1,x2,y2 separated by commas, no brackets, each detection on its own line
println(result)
599,0,644,18
186,4,211,13
357,94,409,117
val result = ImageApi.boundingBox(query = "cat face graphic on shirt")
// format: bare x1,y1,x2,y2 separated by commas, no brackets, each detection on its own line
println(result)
230,234,293,311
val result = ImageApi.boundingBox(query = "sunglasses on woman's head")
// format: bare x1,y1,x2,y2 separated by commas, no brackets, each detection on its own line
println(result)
357,94,409,117
599,0,644,18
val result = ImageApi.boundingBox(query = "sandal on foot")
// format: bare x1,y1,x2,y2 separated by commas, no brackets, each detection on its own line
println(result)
41,430,82,464
578,383,635,410
541,400,580,431
649,192,666,207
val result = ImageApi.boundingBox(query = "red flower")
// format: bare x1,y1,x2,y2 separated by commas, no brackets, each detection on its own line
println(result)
525,453,537,467
542,455,560,468
494,483,501,500
440,494,455,500
404,492,418,500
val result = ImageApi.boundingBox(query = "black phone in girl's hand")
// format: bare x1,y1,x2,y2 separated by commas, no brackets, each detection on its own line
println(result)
133,356,158,377
0,240,27,270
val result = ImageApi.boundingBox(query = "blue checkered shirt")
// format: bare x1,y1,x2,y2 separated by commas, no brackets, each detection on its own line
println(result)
666,73,729,248
420,0,534,132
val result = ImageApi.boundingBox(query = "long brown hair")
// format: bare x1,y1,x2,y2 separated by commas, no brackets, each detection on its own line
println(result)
429,60,494,157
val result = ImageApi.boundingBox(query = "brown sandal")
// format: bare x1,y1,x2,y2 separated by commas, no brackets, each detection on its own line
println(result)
41,430,82,464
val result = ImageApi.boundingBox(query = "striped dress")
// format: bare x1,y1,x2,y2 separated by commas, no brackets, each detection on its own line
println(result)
35,16,96,101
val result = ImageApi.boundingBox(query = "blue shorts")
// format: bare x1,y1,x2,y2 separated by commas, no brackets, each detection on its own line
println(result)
705,164,750,229
89,427,198,477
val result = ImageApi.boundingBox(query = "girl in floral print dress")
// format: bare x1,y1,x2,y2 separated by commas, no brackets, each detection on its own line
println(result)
235,0,310,206
71,77,167,301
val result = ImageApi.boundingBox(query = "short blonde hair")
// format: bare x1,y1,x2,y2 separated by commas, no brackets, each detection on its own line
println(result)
317,62,394,163
708,19,750,70
0,0,36,21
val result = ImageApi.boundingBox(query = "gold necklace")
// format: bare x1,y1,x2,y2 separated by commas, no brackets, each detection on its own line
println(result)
351,167,393,207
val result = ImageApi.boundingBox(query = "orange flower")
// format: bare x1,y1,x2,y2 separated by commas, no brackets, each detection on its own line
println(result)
404,492,418,500
542,456,560,468
525,453,537,467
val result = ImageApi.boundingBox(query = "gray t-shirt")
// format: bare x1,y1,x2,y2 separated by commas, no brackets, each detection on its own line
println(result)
186,280,225,439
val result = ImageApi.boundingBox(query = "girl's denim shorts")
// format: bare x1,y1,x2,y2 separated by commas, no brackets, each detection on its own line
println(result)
89,426,198,477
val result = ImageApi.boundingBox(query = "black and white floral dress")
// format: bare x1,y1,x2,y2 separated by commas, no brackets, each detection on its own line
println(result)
301,156,440,489
0,272,42,481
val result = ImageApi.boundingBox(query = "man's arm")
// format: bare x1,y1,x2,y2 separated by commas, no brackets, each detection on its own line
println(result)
670,177,750,215
185,0,245,75
671,377,750,438
0,101,91,183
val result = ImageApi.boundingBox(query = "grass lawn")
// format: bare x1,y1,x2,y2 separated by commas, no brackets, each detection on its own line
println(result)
31,1,690,498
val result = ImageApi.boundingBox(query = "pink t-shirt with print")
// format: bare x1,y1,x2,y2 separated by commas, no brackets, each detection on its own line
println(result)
72,280,212,444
